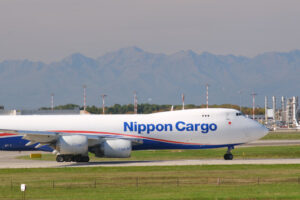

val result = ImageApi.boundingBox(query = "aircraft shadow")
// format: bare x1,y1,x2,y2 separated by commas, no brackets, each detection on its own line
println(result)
64,160,159,167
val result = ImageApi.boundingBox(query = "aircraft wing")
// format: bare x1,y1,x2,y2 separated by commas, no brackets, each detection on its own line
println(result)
0,129,62,147
0,129,142,148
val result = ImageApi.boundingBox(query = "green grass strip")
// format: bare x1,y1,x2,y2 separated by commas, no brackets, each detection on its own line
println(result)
18,145,300,161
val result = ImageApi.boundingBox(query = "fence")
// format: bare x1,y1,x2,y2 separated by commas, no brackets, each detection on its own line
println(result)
2,176,300,190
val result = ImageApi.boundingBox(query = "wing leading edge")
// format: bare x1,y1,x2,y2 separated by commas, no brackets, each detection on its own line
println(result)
0,129,142,149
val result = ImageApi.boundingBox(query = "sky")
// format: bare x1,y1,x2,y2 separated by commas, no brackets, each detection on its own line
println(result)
1,0,300,62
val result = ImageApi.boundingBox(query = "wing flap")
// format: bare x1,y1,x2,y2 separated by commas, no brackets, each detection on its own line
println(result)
22,134,58,143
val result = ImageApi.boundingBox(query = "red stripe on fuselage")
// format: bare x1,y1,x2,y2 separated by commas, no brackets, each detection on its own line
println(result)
0,133,17,137
51,130,206,146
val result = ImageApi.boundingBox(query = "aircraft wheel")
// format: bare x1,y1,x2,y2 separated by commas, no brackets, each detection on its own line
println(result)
224,153,233,160
64,156,72,162
56,155,64,162
73,155,82,162
81,156,90,162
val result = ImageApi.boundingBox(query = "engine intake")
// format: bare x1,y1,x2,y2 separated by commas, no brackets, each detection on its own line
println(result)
93,139,131,158
57,135,88,155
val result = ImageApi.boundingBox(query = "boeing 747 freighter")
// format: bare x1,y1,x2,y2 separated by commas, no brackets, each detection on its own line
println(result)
0,108,268,162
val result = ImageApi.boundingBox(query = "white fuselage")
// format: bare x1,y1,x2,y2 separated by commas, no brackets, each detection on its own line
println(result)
0,108,268,149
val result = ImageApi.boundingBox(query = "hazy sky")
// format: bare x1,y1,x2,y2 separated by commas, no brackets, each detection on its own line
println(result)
1,0,300,62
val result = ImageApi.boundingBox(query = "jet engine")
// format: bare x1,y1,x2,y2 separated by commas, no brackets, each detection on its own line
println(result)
92,139,131,158
56,135,88,155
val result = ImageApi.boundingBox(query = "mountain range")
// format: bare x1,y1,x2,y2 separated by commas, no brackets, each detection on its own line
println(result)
0,47,299,109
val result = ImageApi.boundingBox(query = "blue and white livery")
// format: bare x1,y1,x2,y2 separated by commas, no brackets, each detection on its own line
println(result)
0,108,268,162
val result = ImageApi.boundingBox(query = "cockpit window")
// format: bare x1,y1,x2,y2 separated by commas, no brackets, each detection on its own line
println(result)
236,112,242,116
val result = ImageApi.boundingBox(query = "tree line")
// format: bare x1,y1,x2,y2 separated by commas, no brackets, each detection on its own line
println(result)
40,103,265,115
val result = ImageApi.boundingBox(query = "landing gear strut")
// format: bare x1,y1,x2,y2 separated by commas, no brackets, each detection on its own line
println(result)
56,155,90,162
224,146,234,160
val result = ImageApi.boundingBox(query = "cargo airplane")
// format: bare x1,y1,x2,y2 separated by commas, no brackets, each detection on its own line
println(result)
0,108,268,162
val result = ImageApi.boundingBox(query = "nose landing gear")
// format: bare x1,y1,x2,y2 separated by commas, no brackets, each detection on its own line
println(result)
224,146,234,160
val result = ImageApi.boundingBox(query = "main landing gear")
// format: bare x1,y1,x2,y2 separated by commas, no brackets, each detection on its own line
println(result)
56,155,90,162
224,146,234,160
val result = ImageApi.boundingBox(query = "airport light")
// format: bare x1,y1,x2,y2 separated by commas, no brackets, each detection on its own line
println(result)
272,96,276,126
181,93,185,110
251,92,257,120
134,91,138,114
83,85,87,111
292,96,297,125
51,93,54,111
101,94,107,114
281,96,285,124
265,96,268,124
206,84,210,108
238,90,243,112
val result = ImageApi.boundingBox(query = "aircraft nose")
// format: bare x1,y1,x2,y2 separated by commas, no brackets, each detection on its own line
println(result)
250,120,269,139
256,123,269,138
242,118,269,141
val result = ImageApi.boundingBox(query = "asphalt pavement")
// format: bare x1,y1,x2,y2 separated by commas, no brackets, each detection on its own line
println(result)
1,139,300,168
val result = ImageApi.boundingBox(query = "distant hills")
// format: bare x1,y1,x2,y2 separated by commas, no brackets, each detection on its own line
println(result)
0,47,299,109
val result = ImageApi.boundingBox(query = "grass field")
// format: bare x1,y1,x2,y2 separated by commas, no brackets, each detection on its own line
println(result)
1,165,300,199
8,131,300,199
19,145,300,162
261,131,300,140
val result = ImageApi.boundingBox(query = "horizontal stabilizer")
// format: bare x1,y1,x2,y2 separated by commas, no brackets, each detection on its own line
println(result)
25,141,36,146
34,143,45,149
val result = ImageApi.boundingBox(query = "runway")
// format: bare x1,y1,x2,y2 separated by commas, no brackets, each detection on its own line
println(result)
1,141,300,168
243,139,300,147
0,151,69,168
71,158,300,167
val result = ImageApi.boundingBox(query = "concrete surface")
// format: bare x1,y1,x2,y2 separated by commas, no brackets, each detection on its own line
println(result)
1,138,300,169
242,140,300,147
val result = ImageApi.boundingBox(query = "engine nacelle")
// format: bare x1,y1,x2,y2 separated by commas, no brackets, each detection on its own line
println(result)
57,135,88,155
93,139,131,158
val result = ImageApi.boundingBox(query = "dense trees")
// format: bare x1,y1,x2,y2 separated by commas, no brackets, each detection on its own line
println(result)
40,104,80,110
39,103,265,115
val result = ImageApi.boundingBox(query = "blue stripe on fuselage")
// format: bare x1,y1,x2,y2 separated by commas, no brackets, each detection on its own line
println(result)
0,136,53,152
132,139,242,150
0,136,242,152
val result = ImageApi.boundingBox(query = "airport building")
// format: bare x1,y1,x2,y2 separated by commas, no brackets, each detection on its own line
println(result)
264,96,299,128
